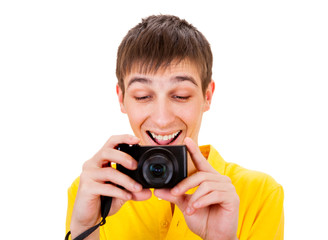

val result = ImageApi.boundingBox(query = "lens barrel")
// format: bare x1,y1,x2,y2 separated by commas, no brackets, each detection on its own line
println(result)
149,164,166,177
142,151,174,186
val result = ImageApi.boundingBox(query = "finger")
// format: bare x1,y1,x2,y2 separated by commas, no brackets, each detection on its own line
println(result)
154,189,196,216
187,181,231,207
97,147,138,169
184,137,216,173
131,189,152,201
192,190,239,211
81,180,133,201
171,171,219,196
85,167,142,192
153,189,187,207
103,134,140,149
84,135,140,169
154,189,179,203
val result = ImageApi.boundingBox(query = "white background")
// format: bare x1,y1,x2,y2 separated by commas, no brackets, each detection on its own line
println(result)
0,0,327,239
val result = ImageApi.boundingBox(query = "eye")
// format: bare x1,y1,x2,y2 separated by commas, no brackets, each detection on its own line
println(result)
134,95,152,101
172,95,190,101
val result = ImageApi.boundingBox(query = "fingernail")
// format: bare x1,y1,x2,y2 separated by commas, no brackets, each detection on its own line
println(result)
131,161,137,169
134,183,142,191
126,193,132,200
186,207,193,215
132,136,140,141
193,202,200,208
171,187,179,195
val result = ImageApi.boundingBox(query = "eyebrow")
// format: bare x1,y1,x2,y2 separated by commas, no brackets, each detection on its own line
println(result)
127,77,151,88
127,75,198,89
173,75,198,86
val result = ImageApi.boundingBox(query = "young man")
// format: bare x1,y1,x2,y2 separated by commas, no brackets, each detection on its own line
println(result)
66,15,284,240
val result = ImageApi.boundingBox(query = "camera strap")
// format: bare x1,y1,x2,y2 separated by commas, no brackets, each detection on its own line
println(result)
65,196,112,240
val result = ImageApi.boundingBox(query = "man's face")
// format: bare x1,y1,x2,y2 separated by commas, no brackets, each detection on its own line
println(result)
117,60,214,147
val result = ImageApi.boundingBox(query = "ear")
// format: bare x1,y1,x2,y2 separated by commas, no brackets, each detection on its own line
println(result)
203,80,215,112
116,84,126,113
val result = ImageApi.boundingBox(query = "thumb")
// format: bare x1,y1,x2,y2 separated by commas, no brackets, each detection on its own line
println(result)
153,189,189,213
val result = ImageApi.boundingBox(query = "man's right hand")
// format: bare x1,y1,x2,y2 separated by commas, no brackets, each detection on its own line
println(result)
70,134,152,239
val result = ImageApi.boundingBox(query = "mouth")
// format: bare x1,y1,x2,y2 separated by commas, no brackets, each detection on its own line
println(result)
146,130,182,145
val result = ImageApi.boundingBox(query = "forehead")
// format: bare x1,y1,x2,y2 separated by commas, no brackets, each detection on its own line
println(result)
124,60,202,89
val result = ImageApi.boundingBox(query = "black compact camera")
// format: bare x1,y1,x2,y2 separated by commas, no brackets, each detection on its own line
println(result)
116,144,188,188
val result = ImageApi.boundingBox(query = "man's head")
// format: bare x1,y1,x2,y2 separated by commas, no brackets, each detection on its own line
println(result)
116,15,213,96
116,15,215,150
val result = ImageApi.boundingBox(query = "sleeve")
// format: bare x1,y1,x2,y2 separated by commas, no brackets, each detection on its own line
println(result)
248,185,284,240
65,177,80,236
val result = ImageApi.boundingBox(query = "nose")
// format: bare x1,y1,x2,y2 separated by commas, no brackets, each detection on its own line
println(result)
150,99,175,129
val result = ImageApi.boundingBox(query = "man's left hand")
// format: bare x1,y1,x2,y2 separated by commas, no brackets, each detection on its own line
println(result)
154,137,239,240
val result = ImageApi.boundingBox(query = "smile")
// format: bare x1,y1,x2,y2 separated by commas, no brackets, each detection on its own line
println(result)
147,130,182,145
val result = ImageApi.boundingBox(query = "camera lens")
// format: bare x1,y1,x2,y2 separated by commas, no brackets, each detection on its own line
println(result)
141,149,175,187
149,164,166,177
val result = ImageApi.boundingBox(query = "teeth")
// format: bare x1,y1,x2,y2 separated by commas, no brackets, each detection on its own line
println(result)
150,131,180,142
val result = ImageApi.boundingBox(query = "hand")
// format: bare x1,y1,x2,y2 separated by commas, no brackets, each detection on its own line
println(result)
70,134,152,238
154,138,239,240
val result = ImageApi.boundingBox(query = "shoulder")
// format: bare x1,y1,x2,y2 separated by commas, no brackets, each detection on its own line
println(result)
203,145,283,199
225,163,283,197
67,176,80,198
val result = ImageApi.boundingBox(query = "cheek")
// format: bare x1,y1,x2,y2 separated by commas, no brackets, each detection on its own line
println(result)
176,102,204,126
126,107,143,124
124,103,149,131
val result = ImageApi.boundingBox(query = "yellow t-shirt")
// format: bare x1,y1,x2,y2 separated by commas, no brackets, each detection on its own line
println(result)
66,145,284,239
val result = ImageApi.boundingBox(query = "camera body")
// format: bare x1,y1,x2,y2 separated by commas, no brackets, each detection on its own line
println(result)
116,144,187,188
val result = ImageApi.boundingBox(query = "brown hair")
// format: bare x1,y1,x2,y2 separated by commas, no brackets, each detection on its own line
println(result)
116,15,213,95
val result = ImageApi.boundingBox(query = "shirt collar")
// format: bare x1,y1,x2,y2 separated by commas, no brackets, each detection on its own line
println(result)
199,144,226,175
